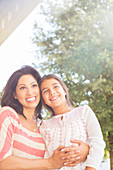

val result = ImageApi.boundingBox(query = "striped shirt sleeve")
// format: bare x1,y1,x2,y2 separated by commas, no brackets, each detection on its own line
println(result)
0,106,15,161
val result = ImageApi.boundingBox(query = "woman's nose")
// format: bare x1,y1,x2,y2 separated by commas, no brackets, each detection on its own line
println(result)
27,87,33,95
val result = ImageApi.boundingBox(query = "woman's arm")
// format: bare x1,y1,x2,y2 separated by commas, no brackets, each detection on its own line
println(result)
85,167,96,170
0,145,80,170
0,155,51,170
0,146,68,170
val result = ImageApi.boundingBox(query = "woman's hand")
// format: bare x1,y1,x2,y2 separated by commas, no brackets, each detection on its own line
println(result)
49,140,89,169
49,146,68,169
59,140,89,167
85,167,96,170
49,144,82,169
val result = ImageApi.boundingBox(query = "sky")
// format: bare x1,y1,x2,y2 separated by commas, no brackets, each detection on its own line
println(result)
0,4,44,91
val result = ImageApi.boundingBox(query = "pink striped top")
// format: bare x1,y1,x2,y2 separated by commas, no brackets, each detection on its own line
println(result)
0,106,45,161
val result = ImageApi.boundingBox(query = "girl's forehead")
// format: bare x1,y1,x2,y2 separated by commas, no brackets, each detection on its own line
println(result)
41,78,61,87
42,78,59,84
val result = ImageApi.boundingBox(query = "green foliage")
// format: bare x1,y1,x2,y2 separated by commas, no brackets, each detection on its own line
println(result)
33,0,113,164
41,107,52,120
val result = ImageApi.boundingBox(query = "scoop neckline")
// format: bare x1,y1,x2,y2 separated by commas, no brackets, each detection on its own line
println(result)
15,112,40,134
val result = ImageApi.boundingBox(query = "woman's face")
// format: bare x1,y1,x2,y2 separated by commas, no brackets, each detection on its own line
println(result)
40,78,67,111
14,74,40,112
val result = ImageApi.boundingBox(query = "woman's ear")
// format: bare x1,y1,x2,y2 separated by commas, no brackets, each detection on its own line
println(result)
13,92,17,99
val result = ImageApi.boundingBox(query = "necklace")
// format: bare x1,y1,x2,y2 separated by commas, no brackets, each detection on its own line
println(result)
33,128,39,132
26,118,39,132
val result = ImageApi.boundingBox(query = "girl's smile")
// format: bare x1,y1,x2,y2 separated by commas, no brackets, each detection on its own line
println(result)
41,78,71,115
50,95,60,101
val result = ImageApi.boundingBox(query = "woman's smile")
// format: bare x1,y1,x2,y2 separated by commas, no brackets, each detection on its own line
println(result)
26,96,37,103
14,74,40,112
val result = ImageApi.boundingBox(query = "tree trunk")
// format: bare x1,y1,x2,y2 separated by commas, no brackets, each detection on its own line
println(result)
108,132,113,170
109,148,113,170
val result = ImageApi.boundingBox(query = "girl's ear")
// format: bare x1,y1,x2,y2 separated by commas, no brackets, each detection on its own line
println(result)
64,90,67,95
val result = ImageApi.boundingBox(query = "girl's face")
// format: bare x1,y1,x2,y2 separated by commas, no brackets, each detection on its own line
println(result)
14,74,40,112
40,78,67,110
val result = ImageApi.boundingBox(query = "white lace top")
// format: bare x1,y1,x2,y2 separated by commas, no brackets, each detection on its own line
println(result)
40,105,105,170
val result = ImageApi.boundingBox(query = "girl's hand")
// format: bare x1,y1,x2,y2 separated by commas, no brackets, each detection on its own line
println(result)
70,139,89,163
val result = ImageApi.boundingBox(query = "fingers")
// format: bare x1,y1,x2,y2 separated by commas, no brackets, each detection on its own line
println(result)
61,145,81,155
61,147,81,162
63,159,80,167
61,150,81,164
62,155,82,167
54,142,88,166
64,162,78,167
70,139,84,146
55,145,65,152
62,145,77,151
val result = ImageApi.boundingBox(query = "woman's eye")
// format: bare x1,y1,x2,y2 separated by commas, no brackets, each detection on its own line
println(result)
32,84,38,87
20,86,25,90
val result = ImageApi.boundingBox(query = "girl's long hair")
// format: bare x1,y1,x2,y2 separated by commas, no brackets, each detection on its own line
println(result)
39,74,72,116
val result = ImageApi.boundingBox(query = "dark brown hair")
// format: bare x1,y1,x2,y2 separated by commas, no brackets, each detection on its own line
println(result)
1,65,42,119
39,74,72,116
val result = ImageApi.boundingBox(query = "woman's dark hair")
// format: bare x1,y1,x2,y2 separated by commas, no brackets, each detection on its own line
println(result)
1,65,42,119
39,74,72,116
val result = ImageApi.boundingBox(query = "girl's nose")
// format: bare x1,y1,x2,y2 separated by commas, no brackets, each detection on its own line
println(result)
50,89,55,95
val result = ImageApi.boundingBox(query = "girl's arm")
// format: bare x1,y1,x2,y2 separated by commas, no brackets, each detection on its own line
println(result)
84,105,105,169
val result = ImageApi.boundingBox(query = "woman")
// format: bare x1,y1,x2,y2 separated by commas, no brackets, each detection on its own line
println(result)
0,66,89,170
39,74,106,170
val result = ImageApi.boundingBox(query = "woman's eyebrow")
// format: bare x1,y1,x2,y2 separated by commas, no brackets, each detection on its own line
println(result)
18,83,26,87
18,81,37,87
31,81,37,84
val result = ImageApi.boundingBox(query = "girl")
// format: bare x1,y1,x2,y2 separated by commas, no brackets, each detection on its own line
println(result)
39,74,105,170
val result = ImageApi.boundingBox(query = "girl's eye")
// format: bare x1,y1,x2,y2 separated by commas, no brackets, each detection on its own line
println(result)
43,90,48,94
54,85,58,88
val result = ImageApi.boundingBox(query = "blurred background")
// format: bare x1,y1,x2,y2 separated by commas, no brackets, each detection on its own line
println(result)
0,0,113,169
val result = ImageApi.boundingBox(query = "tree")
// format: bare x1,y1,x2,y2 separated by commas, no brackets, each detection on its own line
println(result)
33,0,113,168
